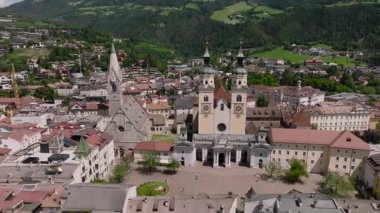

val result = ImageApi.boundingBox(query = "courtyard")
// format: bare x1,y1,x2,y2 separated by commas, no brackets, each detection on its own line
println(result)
124,162,323,197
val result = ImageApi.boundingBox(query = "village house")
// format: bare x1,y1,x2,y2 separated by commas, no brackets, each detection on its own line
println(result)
146,102,171,118
0,129,42,154
269,128,370,180
133,141,172,164
252,81,325,106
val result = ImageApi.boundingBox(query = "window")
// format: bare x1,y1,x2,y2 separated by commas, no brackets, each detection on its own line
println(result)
343,165,347,169
351,166,355,170
337,149,340,153
204,95,209,102
311,160,314,164
336,157,339,161
312,152,315,156
335,165,338,169
287,151,290,155
272,150,276,154
272,158,275,161
236,95,242,102
344,157,347,162
279,151,282,154
286,159,289,162
220,103,224,111
352,158,355,162
295,152,298,155
321,153,323,157
303,152,306,156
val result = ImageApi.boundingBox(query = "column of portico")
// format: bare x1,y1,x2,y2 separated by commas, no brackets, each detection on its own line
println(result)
226,151,231,168
213,150,218,168
236,149,242,163
202,148,207,162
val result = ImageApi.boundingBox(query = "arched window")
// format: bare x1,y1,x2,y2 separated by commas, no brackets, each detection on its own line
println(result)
236,95,242,102
220,103,224,111
204,95,209,102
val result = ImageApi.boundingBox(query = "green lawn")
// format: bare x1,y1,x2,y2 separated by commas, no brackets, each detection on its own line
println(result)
151,134,178,143
137,181,169,196
252,47,356,66
252,47,309,64
311,43,333,50
185,3,200,10
211,2,253,24
254,5,282,14
252,47,355,67
12,48,50,58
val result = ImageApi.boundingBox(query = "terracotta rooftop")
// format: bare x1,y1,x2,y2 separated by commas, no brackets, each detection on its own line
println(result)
8,129,39,141
146,102,170,110
270,128,370,151
214,85,231,103
134,141,172,152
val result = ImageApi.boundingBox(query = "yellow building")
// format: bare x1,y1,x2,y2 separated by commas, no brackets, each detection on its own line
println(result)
269,128,370,179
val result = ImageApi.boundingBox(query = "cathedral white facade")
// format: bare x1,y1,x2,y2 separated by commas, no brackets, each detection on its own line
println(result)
173,43,272,168
97,44,151,155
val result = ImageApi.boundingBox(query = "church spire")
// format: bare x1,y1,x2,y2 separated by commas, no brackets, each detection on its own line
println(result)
107,43,123,115
203,41,210,67
237,41,244,68
109,43,121,81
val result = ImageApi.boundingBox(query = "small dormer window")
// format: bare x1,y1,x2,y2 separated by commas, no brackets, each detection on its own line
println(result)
346,137,351,142
204,95,209,102
220,103,224,111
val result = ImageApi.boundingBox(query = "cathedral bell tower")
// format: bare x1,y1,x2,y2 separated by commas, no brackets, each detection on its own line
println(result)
230,42,247,135
198,42,215,135
107,43,123,116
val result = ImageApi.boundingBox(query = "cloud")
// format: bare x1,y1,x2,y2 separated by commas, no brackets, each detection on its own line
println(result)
0,0,24,8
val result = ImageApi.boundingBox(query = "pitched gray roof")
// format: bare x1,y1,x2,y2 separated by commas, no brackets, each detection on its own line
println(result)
174,96,196,110
61,184,132,212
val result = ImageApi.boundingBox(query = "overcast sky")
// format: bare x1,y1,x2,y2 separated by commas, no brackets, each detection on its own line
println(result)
0,0,23,8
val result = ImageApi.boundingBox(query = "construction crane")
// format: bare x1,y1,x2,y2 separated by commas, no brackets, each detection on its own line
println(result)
11,63,20,110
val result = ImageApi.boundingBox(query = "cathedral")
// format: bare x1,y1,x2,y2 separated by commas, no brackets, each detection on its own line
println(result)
173,43,272,168
97,44,151,156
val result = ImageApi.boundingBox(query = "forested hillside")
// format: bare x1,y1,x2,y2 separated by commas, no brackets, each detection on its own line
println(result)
3,0,380,56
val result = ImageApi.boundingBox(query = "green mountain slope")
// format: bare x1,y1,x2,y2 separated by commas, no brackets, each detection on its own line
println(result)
3,0,380,56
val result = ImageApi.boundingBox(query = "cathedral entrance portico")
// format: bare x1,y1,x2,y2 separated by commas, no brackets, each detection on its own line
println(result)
213,149,232,168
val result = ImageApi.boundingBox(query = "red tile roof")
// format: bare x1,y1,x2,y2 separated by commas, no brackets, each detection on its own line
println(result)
270,128,370,151
8,129,39,141
214,85,231,103
134,141,172,152
0,148,11,155
146,102,170,110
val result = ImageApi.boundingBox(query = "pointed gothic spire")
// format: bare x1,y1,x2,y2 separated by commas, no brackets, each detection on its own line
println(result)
203,41,210,67
237,41,244,67
108,43,121,80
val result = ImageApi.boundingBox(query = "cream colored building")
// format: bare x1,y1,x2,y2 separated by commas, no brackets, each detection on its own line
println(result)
269,128,370,179
174,43,272,169
309,101,370,131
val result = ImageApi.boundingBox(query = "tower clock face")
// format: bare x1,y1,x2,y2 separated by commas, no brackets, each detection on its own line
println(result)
202,104,210,113
234,105,243,114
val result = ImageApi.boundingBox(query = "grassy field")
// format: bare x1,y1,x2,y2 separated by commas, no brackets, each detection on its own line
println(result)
12,48,50,58
211,2,253,24
311,43,333,50
254,5,282,14
151,134,178,144
185,3,200,10
327,0,380,7
252,47,355,66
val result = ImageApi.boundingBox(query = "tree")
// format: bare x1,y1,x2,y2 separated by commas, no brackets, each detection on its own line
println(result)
285,158,307,183
141,152,158,172
112,164,126,183
256,95,269,107
166,159,180,173
267,161,282,178
323,172,355,198
33,87,56,101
